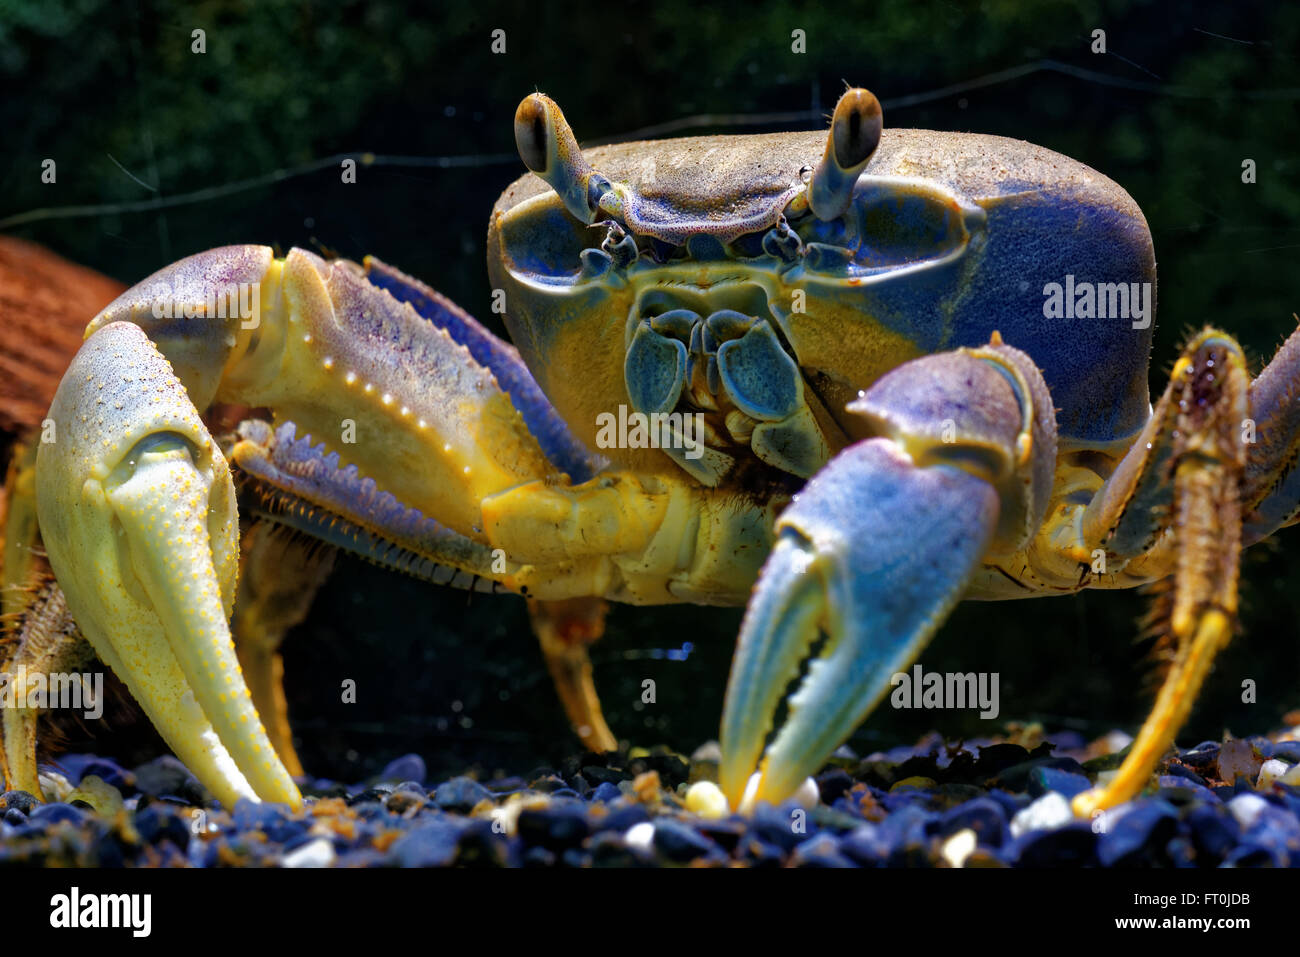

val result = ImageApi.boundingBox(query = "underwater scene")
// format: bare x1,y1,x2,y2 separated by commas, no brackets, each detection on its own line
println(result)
1,0,1298,918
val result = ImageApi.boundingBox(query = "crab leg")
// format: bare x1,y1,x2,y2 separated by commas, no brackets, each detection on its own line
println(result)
1068,328,1256,816
36,321,297,807
720,338,1057,808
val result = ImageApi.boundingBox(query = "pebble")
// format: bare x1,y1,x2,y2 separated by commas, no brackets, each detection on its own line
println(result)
653,818,717,862
1009,792,1073,838
941,828,977,867
624,821,655,855
1257,759,1291,788
281,837,336,868
389,821,462,867
9,728,1300,868
790,832,855,868
684,781,729,819
432,776,492,813
1096,799,1177,866
379,754,427,786
518,802,589,850
1,791,37,815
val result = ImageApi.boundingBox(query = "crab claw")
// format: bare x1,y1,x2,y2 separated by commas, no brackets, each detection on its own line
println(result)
719,340,1057,809
36,321,300,809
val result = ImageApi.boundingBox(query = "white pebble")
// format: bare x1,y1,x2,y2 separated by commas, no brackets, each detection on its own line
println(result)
792,777,821,809
624,821,656,854
280,838,335,869
684,781,729,819
1228,792,1269,830
941,828,977,868
1010,792,1073,838
1102,730,1134,754
736,772,819,815
1257,758,1291,789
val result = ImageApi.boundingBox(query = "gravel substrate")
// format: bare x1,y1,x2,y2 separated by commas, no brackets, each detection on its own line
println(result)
3,728,1300,867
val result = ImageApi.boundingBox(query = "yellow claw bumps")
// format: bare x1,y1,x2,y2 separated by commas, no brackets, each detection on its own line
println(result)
36,321,300,809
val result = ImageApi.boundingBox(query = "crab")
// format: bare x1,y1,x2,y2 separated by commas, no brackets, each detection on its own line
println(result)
4,86,1298,820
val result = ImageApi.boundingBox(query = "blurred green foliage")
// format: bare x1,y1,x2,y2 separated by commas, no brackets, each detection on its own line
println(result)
2,0,1298,780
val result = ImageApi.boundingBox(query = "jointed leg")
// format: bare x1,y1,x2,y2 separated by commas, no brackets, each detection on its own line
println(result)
231,522,336,779
528,597,616,753
1072,329,1252,816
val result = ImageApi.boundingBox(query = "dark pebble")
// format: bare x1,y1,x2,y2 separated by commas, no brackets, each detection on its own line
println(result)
740,836,787,867
134,806,193,849
385,789,427,814
596,803,650,833
30,802,86,826
747,803,813,852
521,845,557,867
3,808,26,827
433,777,492,813
1271,742,1300,763
389,820,462,867
455,820,509,867
653,818,716,863
1180,743,1220,771
971,743,1033,777
940,797,1008,847
347,787,392,807
231,798,300,843
588,782,622,804
379,754,426,786
1186,805,1240,863
878,803,937,854
134,756,208,805
484,777,527,795
839,824,889,866
1097,799,1178,866
529,774,569,794
790,832,856,867
1161,764,1209,787
1,790,37,815
1027,766,1092,800
1222,843,1280,867
582,766,629,786
816,769,854,804
589,832,643,867
518,803,589,851
986,788,1031,819
1012,822,1097,867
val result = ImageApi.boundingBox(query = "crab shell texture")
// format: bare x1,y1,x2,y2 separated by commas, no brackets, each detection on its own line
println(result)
487,126,1156,482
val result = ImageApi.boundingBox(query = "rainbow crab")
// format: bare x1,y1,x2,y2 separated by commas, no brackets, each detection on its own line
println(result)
4,87,1298,819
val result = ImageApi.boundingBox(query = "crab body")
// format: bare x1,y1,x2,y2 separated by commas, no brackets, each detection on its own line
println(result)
5,89,1300,821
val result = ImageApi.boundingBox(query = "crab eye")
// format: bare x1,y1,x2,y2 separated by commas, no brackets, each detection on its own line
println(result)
514,94,550,173
808,87,884,222
831,88,882,170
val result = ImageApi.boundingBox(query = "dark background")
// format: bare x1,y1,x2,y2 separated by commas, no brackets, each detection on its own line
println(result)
3,0,1299,783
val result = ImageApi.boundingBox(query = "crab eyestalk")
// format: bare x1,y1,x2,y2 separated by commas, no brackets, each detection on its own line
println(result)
807,88,883,221
514,93,627,225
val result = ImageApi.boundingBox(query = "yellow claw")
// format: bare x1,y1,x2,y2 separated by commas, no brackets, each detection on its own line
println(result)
36,321,300,809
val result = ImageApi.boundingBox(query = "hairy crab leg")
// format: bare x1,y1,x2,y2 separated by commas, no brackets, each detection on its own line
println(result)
1067,328,1269,816
719,338,1057,808
1,440,94,797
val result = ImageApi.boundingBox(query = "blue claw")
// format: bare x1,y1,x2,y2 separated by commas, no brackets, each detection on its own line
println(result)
719,339,1058,808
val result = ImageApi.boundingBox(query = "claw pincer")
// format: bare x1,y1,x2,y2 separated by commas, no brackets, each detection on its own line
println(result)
721,340,1056,808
